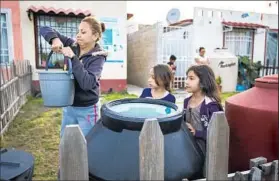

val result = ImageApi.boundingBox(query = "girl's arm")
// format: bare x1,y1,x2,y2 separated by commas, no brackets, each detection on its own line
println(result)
195,103,221,140
183,98,190,122
172,95,176,104
139,88,148,98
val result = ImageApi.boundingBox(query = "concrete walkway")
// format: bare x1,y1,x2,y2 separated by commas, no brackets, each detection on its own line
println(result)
127,84,185,111
127,84,143,97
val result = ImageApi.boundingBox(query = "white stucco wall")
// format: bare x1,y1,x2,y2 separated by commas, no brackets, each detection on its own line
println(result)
261,13,278,29
192,7,278,64
19,1,127,81
127,17,139,34
192,8,224,57
253,28,266,65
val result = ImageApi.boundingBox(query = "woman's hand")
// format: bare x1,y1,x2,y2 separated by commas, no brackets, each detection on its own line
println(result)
186,123,196,135
51,38,63,53
61,47,75,58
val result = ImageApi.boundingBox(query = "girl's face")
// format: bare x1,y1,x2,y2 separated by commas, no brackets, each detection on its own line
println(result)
76,22,99,47
148,68,160,89
185,70,201,93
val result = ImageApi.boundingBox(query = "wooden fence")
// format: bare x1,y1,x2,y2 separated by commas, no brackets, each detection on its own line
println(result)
59,112,278,181
0,60,32,136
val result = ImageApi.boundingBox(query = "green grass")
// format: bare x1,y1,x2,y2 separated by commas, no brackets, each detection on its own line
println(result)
101,92,138,104
1,91,237,180
221,92,238,103
0,92,137,180
1,96,61,180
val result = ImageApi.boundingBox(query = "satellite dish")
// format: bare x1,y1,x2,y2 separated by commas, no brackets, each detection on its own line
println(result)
166,8,180,24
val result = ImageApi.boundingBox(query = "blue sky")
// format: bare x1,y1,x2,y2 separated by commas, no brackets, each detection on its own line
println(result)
127,1,278,24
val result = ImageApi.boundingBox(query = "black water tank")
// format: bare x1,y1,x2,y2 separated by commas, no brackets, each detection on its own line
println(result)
86,98,205,181
0,148,34,181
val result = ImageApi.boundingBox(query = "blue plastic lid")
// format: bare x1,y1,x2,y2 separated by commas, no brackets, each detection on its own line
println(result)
109,102,178,119
0,148,34,180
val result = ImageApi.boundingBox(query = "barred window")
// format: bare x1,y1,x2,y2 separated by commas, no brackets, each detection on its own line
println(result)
224,28,253,59
34,14,83,69
1,9,13,64
266,31,278,67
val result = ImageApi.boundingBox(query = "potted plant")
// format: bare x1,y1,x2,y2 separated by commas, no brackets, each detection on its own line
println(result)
216,76,222,92
237,56,262,89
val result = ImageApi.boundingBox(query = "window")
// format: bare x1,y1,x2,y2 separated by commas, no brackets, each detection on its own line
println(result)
265,31,278,67
207,11,213,18
34,14,83,68
217,11,223,18
198,10,203,17
224,28,253,59
0,8,14,64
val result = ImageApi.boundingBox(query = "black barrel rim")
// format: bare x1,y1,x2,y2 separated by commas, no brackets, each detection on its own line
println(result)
101,98,184,134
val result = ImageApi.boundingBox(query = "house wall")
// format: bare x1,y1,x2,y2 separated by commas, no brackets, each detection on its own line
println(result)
127,25,158,88
158,24,194,76
19,1,127,92
1,1,23,61
1,1,24,83
192,8,223,57
253,28,267,63
261,13,278,29
192,7,278,65
127,16,139,34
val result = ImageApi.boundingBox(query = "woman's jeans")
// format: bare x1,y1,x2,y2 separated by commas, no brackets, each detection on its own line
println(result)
60,103,100,138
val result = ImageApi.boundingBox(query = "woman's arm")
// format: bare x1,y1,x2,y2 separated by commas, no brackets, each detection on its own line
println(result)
71,55,105,91
40,26,75,47
60,46,106,91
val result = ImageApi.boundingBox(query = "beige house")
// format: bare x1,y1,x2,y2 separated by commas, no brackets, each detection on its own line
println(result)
19,1,127,93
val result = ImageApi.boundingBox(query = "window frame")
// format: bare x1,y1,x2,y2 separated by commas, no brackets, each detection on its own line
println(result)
0,8,14,65
265,30,278,67
33,12,85,69
224,28,254,60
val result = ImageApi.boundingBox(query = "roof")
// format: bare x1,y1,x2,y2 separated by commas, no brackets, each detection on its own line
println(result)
169,19,270,29
169,19,193,26
222,21,268,29
127,13,134,20
27,6,133,21
27,6,91,16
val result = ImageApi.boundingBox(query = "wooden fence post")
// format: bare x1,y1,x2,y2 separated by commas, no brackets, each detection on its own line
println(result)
271,160,278,181
59,125,89,180
232,171,246,181
250,157,267,168
261,160,279,181
250,167,262,181
139,118,164,180
206,111,230,180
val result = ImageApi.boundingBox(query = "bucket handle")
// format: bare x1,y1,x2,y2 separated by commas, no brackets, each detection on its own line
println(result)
45,50,73,75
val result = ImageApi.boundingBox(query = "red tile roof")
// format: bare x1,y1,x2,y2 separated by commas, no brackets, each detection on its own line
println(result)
169,19,193,26
27,6,91,16
222,21,268,29
127,13,133,20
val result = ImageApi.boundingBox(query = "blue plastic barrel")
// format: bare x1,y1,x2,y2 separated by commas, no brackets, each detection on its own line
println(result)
38,51,75,107
236,84,247,92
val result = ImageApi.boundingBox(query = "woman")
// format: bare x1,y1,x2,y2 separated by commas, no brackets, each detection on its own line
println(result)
40,16,107,137
194,47,210,65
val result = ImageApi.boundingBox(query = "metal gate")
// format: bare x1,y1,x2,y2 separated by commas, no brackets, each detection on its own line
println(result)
261,30,278,76
156,23,193,89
